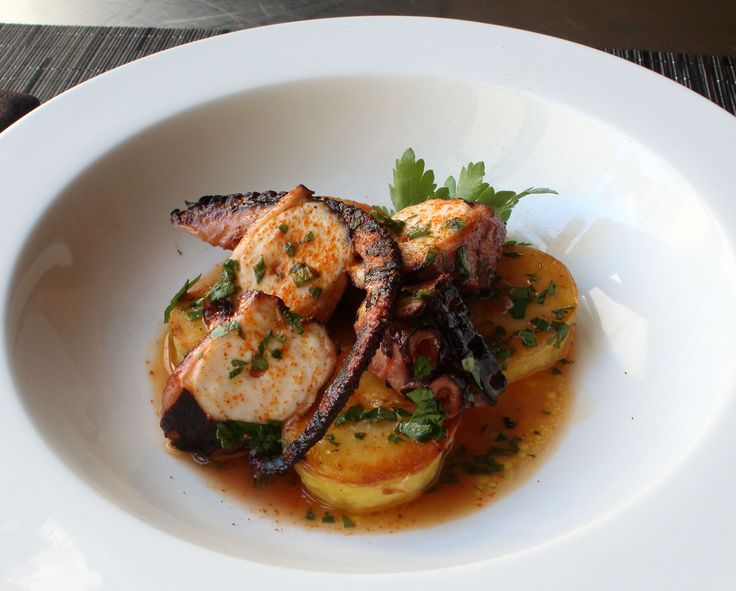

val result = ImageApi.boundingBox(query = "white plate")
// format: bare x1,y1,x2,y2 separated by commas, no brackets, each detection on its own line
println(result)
1,16,735,590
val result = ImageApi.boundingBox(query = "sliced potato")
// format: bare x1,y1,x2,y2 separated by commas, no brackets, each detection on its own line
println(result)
470,245,578,382
285,371,458,513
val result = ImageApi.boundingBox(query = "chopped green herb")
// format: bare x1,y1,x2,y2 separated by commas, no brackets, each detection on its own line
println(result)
525,272,539,282
456,245,471,281
215,419,282,455
421,250,437,268
207,259,240,302
322,512,335,524
278,224,289,234
395,387,447,442
305,508,315,520
461,355,483,389
441,217,467,232
552,306,575,320
517,330,538,347
536,280,557,304
251,355,268,372
289,262,320,287
253,257,266,284
551,366,562,375
545,321,570,348
273,332,287,344
211,320,243,339
504,240,532,247
300,231,315,244
308,286,322,300
362,407,398,422
387,433,404,444
508,287,533,319
559,358,571,365
530,317,551,332
284,242,296,257
502,251,522,259
413,355,433,380
282,309,304,334
342,515,356,529
407,223,432,240
270,348,283,359
495,432,508,442
325,433,339,447
354,432,366,440
228,359,248,379
369,208,405,234
335,404,365,426
164,274,201,323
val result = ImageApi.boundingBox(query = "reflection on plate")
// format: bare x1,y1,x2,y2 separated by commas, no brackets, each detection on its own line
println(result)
0,16,735,590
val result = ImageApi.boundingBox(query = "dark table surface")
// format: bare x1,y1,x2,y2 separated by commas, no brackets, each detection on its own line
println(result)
1,0,735,56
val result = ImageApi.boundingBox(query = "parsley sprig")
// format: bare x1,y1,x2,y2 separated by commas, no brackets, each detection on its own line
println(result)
388,148,556,221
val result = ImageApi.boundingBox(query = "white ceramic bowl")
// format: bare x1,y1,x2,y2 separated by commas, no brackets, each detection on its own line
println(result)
1,17,736,590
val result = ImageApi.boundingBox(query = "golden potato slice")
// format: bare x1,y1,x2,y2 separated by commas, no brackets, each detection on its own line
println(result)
285,371,458,513
470,245,578,382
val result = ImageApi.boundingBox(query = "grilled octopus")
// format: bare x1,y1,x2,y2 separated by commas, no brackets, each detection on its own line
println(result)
164,185,507,475
164,185,402,474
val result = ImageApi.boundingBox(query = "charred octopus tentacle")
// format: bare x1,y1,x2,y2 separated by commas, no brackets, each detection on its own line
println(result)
250,198,402,475
369,277,506,406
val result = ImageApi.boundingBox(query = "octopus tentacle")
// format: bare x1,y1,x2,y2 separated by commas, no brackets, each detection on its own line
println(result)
250,197,402,475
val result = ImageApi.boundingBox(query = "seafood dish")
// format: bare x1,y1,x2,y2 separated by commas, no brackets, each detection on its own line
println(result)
158,149,578,527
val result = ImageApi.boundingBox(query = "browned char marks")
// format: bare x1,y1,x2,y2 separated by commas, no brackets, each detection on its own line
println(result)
171,191,286,250
250,198,402,475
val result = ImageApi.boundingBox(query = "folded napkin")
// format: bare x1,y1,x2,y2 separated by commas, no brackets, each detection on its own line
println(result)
0,90,40,132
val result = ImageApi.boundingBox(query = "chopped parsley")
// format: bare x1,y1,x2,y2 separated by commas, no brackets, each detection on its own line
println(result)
387,433,404,444
395,387,447,442
552,305,575,320
278,224,289,233
228,359,248,379
546,321,570,348
305,508,315,520
325,433,339,447
413,355,432,380
164,274,201,323
251,355,269,372
421,250,437,268
342,515,356,528
300,231,315,244
502,251,522,258
441,217,467,232
551,366,562,375
335,404,399,425
308,286,322,300
215,420,282,455
284,242,296,257
282,309,304,334
517,330,538,347
253,257,266,284
322,512,335,524
456,245,471,280
407,223,432,240
289,262,319,287
353,432,366,440
369,208,405,234
272,332,288,344
536,280,557,304
508,287,533,319
270,348,283,359
207,259,240,302
210,320,243,339
185,259,241,320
